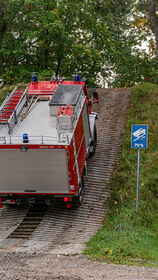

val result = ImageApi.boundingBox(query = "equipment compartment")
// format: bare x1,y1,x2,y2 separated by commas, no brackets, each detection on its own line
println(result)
57,104,74,131
49,84,82,116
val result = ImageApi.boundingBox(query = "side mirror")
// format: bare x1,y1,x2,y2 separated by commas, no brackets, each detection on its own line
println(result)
93,91,99,103
87,99,91,107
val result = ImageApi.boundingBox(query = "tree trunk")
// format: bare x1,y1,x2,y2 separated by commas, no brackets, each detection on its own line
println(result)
44,48,49,69
0,22,7,47
43,27,49,69
55,58,61,78
0,1,7,48
148,0,158,58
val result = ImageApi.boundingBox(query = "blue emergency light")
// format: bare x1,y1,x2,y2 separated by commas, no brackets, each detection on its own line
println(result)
23,133,29,143
32,74,38,82
74,74,80,82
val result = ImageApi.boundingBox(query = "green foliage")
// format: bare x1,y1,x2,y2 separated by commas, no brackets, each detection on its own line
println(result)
2,67,31,83
112,55,158,87
110,0,158,87
0,0,134,86
85,83,158,266
0,85,16,104
0,0,157,86
0,83,27,106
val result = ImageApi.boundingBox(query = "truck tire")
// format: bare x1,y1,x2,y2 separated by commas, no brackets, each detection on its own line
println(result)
16,199,21,206
75,175,84,207
90,124,97,157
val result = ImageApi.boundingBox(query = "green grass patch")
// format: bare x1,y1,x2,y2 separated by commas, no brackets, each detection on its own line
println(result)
0,85,15,105
85,83,158,267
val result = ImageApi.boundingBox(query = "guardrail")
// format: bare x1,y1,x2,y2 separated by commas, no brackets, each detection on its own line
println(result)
0,134,69,145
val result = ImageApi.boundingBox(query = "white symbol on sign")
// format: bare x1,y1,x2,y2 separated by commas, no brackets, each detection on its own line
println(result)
133,128,146,142
135,143,144,148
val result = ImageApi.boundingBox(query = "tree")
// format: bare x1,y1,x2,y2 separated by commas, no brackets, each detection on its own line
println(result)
108,0,158,86
148,0,158,58
134,0,158,58
0,0,113,85
2,0,156,87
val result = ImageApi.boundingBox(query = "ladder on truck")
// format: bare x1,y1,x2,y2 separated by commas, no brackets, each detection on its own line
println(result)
0,87,27,134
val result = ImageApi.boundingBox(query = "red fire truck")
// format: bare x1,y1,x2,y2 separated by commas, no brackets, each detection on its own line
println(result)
0,76,98,207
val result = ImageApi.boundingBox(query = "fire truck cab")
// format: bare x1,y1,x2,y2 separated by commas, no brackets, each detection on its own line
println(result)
0,76,98,207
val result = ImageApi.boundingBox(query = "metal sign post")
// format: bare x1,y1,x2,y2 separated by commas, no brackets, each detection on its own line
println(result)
131,124,148,212
136,149,140,212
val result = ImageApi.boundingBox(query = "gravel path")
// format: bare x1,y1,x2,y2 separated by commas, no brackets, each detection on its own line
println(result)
0,250,157,280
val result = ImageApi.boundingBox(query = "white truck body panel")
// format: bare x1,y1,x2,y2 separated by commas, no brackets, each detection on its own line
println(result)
0,149,69,194
82,104,91,151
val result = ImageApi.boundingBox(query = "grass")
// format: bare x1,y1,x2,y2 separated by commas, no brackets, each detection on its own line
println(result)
85,83,158,267
0,85,15,104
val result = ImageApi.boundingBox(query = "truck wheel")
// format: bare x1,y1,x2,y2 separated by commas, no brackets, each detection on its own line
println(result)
16,199,21,206
90,124,97,157
76,177,84,207
46,199,51,206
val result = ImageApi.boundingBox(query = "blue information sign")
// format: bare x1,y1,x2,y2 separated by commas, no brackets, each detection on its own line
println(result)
131,124,148,149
